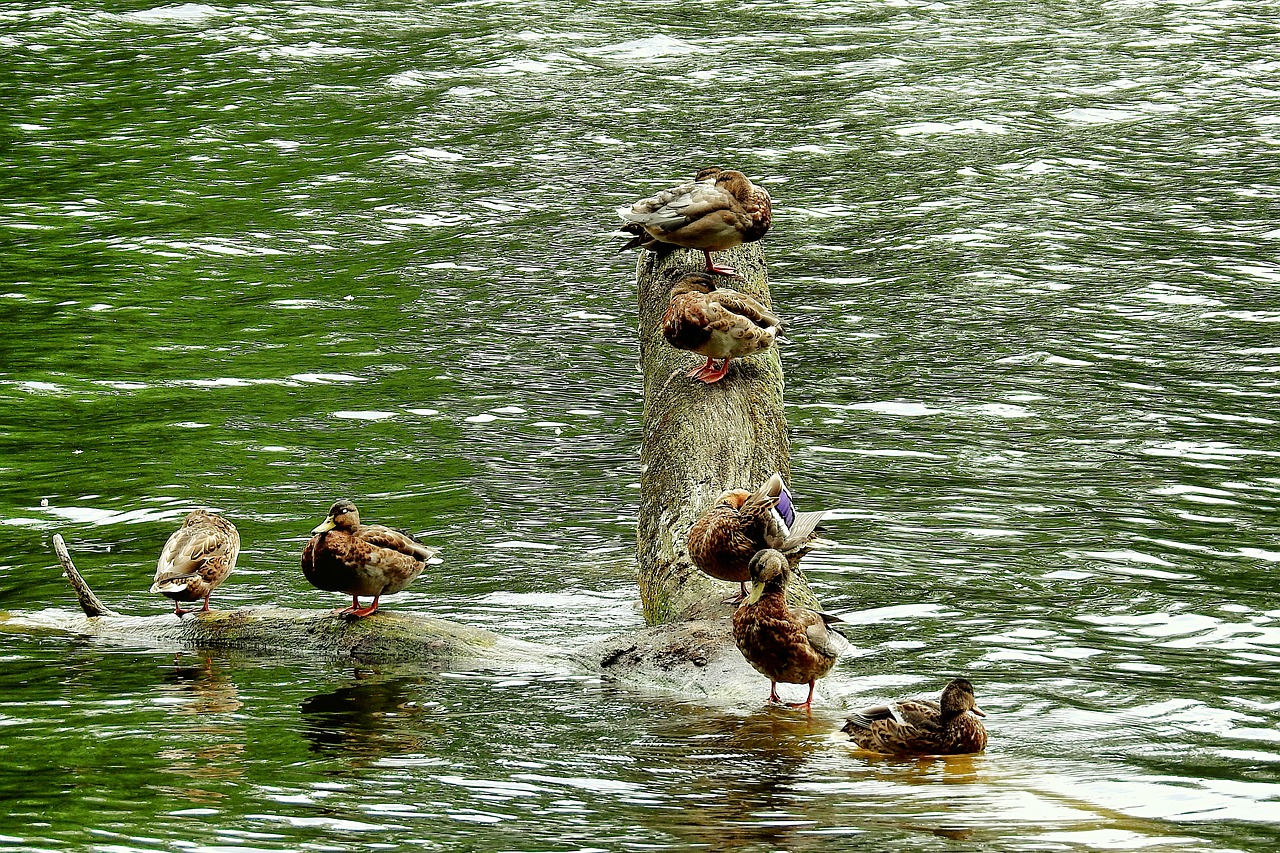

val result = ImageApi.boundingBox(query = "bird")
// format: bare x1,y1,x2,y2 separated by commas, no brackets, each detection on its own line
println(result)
617,168,772,276
301,499,438,618
661,271,781,383
150,510,240,616
841,678,988,756
731,549,848,709
688,472,826,596
619,166,723,253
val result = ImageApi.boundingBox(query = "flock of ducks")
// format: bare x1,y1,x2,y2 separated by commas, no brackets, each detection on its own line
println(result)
140,166,986,757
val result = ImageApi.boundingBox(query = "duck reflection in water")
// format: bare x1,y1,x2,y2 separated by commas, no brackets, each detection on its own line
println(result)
301,670,427,757
153,654,246,790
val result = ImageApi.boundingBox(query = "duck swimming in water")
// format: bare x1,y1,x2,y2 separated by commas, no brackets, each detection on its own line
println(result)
841,678,988,756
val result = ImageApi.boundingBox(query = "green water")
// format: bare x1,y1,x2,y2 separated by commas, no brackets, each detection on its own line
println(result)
2,0,1279,849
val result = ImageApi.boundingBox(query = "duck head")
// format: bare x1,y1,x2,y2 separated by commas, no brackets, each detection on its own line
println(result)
743,548,790,604
312,499,361,535
941,678,986,718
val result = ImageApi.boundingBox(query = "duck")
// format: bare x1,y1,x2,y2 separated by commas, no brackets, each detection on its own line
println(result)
301,499,438,618
841,678,988,756
662,271,781,383
619,166,723,253
617,168,771,276
688,472,826,595
150,509,240,616
731,549,848,709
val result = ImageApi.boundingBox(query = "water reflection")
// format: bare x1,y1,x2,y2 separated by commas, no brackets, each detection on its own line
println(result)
300,670,425,757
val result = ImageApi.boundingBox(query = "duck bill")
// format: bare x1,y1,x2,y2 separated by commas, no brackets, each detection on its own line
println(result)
971,704,987,718
744,580,766,606
311,516,337,535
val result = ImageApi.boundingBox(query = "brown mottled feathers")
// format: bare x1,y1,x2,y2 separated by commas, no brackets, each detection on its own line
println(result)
301,499,438,613
150,509,240,613
731,550,848,707
617,169,772,266
620,166,724,253
662,272,781,363
688,473,825,585
841,678,988,755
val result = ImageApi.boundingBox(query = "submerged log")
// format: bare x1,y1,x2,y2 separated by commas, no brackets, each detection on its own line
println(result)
634,242,819,624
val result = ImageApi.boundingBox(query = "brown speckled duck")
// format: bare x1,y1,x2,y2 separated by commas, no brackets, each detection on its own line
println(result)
301,499,438,618
619,166,723,253
731,549,848,709
662,271,781,383
688,472,826,596
150,510,240,616
618,168,771,275
841,678,988,756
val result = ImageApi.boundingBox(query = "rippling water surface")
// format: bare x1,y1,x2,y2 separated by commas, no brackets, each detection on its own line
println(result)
2,0,1279,850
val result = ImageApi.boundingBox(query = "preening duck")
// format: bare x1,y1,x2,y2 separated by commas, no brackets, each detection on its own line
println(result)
150,510,240,616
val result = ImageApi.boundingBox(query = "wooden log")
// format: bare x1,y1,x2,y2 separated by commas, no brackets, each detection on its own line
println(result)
11,535,570,669
634,242,820,625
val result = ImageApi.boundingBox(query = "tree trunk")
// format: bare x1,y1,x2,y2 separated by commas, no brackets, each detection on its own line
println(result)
635,243,819,625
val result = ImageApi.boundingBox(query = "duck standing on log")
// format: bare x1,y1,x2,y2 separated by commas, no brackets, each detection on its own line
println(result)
619,166,722,254
617,168,771,276
150,510,240,616
301,499,438,618
688,472,826,597
732,549,848,709
661,271,781,384
841,678,988,756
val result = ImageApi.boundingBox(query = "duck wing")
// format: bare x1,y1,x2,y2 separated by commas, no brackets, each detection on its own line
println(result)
358,524,439,562
706,290,781,330
798,608,850,661
618,181,732,234
152,521,239,589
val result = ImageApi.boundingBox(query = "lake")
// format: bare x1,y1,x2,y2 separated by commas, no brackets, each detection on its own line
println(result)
1,0,1278,850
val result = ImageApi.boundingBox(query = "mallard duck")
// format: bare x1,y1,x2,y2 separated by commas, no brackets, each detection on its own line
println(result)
688,472,826,595
150,509,240,616
841,678,988,756
731,549,848,709
617,168,771,275
301,499,438,618
619,166,723,253
662,271,781,383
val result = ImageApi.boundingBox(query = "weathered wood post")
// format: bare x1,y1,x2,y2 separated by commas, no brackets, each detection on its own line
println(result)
634,243,820,625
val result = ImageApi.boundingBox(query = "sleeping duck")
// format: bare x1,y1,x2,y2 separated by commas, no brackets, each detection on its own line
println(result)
619,166,723,253
618,168,771,275
731,549,848,709
150,509,240,616
688,472,826,596
662,271,781,383
301,499,438,618
841,678,988,756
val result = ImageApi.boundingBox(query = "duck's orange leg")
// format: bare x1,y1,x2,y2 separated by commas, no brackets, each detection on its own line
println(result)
785,679,817,711
768,682,782,704
704,249,738,277
692,358,732,383
345,595,381,619
686,357,716,378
